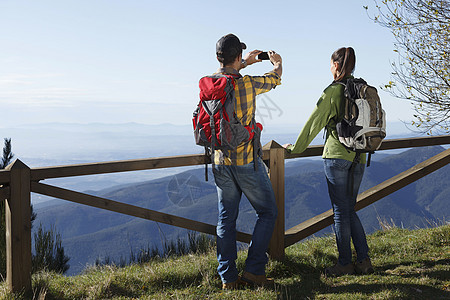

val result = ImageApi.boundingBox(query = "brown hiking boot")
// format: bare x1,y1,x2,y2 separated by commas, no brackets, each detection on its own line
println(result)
354,257,374,275
325,263,355,277
222,280,239,290
240,271,274,288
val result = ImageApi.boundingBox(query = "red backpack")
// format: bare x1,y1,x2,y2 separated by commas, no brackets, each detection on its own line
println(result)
193,74,262,179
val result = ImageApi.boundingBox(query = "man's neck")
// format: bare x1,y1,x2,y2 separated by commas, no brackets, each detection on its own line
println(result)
221,58,241,71
217,66,240,77
221,64,238,70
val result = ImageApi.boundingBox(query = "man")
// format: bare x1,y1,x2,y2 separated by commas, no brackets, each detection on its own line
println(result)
211,33,282,289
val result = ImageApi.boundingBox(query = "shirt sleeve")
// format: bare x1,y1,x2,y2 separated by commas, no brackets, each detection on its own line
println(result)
287,86,338,154
246,71,281,96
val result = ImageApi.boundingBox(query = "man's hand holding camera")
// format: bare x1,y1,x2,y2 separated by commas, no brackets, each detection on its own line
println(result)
241,49,282,77
269,50,282,77
242,50,264,67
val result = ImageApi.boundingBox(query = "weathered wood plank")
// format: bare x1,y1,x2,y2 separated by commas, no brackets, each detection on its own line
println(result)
354,147,450,211
5,160,32,294
30,182,252,244
283,144,323,159
377,135,450,151
31,154,209,181
284,208,334,248
285,135,450,159
284,147,450,247
264,141,286,260
0,170,10,185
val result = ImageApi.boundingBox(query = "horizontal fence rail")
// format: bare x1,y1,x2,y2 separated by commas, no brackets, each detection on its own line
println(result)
0,136,449,185
0,171,10,185
285,135,450,159
31,182,252,243
13,135,449,183
30,154,209,181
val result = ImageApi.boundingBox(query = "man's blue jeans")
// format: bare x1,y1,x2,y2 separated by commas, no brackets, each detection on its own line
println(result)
324,158,369,266
213,158,278,283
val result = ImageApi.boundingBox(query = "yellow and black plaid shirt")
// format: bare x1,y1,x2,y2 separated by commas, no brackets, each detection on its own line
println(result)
214,67,281,166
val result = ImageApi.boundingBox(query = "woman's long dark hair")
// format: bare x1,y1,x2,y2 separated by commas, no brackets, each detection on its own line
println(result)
331,47,356,82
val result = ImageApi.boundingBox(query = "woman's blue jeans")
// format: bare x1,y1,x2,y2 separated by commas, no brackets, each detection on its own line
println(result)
324,158,369,266
213,158,278,283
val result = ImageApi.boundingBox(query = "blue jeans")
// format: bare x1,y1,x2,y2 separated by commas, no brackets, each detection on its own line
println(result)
323,158,369,266
213,158,278,283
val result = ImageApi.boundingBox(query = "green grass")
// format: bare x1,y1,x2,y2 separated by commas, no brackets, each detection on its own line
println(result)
1,224,449,299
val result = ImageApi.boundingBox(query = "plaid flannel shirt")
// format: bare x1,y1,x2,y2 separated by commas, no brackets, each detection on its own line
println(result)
214,67,281,166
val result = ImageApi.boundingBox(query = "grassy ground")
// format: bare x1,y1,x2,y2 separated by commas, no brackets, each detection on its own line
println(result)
1,224,449,299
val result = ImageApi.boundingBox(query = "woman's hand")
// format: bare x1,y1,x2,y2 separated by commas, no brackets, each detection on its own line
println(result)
282,143,292,149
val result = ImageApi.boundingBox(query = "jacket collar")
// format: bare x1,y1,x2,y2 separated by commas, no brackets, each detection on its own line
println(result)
216,67,242,78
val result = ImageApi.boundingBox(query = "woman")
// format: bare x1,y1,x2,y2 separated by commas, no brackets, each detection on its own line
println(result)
283,47,374,276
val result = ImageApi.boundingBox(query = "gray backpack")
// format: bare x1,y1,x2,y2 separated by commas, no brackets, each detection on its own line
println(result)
336,78,386,165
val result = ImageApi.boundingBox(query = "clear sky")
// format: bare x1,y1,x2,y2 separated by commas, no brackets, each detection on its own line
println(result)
0,0,415,130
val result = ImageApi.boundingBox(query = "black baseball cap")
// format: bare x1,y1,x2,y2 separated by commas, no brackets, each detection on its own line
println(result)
216,34,247,59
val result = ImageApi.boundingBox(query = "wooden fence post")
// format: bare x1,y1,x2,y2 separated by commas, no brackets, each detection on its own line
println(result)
263,141,285,260
5,159,32,294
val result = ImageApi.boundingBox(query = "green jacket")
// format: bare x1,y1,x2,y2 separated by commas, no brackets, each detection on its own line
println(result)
287,78,366,163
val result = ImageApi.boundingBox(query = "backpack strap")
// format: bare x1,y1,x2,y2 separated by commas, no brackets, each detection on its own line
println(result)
348,152,361,197
367,152,373,167
254,140,259,171
252,120,259,171
204,146,209,181
210,114,216,173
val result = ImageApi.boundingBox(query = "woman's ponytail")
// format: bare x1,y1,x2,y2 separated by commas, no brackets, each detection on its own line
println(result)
331,47,356,82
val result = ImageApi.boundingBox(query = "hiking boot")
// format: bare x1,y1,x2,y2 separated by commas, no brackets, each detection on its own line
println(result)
240,271,274,288
222,280,239,290
354,257,374,274
325,263,355,276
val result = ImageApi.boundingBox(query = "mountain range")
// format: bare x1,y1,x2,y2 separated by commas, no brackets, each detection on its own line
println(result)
4,121,414,205
33,145,450,275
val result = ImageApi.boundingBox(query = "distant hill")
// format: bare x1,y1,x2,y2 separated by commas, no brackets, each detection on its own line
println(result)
34,146,450,275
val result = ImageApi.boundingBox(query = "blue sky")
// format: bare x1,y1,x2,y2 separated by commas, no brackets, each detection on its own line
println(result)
0,0,414,130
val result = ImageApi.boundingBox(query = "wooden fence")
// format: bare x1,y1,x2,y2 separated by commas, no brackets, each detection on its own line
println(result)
1,135,450,294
